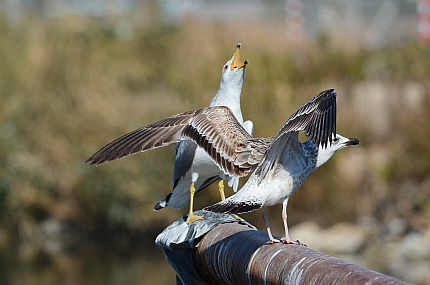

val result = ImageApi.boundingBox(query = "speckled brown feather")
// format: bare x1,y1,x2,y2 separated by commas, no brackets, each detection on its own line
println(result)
85,109,201,166
85,107,256,178
183,106,254,177
86,90,337,186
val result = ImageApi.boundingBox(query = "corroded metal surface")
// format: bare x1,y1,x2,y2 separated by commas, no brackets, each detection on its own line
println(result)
195,223,411,285
155,210,255,250
156,213,410,285
156,211,255,285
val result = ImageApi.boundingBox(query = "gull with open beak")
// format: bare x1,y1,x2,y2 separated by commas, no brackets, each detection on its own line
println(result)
85,44,253,224
86,89,359,242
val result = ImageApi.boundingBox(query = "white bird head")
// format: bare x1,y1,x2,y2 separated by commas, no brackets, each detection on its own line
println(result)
218,43,248,93
211,43,249,122
315,134,360,168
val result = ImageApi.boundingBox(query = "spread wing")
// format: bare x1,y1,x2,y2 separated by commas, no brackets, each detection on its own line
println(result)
255,89,337,179
275,88,337,147
85,109,201,166
85,106,255,177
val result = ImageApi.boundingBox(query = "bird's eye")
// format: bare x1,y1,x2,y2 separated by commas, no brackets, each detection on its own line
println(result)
223,65,228,70
333,138,339,143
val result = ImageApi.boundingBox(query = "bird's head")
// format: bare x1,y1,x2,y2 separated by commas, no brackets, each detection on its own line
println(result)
315,134,360,168
220,43,248,86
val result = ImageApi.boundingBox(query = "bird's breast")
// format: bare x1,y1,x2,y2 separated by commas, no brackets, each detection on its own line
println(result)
258,167,311,206
191,147,222,175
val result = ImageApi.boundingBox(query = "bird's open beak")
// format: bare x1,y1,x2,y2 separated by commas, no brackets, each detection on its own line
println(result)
230,43,248,70
345,138,360,146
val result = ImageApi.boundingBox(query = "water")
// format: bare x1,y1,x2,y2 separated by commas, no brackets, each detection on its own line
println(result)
2,242,176,285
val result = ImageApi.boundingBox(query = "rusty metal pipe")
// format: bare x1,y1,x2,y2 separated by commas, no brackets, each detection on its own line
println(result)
193,223,409,285
156,212,410,285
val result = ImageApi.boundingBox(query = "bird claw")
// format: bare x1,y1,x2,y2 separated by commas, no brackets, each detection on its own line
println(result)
267,238,281,244
280,238,307,246
186,213,204,224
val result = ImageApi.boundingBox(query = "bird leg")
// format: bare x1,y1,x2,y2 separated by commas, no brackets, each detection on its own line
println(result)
186,182,204,224
218,180,242,219
262,206,280,244
280,198,306,246
218,180,226,201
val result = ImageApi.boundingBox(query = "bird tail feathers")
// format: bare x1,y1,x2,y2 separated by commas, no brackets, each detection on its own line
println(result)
204,199,261,214
153,193,172,211
228,177,239,192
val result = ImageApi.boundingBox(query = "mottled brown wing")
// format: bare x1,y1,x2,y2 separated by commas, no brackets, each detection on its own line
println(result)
85,109,201,166
86,106,258,178
233,137,275,166
182,106,254,178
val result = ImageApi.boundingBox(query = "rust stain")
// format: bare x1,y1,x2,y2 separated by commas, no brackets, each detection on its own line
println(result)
178,222,411,285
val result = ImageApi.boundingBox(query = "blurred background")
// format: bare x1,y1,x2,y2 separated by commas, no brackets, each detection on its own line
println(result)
1,1,430,284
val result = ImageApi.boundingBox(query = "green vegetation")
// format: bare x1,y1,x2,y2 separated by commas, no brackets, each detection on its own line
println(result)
1,11,429,258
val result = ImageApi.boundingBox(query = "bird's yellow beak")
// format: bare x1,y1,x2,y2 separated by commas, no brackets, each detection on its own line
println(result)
230,43,248,70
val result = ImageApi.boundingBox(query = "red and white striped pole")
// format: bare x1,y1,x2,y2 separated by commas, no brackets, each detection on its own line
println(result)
418,0,430,46
285,0,305,47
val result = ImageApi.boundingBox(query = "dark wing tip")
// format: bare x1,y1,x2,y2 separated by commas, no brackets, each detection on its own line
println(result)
305,88,337,148
324,88,336,96
85,154,109,165
85,148,128,166
153,193,172,211
84,109,200,167
204,201,262,215
84,155,104,166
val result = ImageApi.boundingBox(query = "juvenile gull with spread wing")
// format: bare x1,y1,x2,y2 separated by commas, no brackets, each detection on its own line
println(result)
86,89,359,244
204,89,360,244
86,44,253,224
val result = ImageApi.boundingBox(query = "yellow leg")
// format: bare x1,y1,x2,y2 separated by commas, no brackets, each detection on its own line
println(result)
186,182,204,224
218,180,241,220
218,180,226,201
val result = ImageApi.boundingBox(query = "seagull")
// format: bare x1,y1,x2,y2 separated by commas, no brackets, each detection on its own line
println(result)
203,89,360,245
85,88,359,243
85,44,253,224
